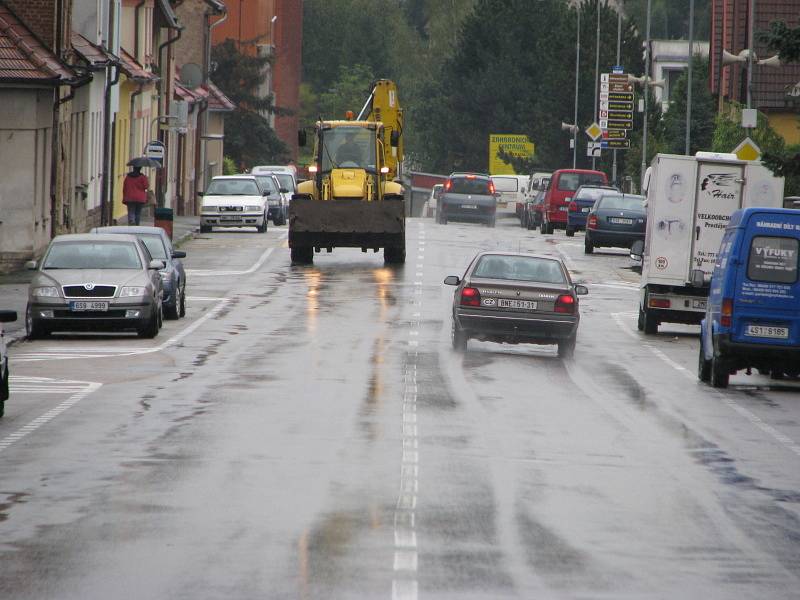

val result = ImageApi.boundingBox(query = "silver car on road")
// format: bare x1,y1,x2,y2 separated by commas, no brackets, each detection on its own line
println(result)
26,234,164,339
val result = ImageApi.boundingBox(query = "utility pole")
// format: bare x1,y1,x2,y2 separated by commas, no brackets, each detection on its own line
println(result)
612,7,621,185
592,0,600,170
747,0,755,109
640,0,652,190
573,7,581,169
685,0,695,155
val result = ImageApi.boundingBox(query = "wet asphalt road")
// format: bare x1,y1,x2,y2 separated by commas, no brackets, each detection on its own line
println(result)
1,217,800,599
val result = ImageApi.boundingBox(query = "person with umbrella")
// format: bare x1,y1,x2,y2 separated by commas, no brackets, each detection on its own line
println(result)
123,157,155,225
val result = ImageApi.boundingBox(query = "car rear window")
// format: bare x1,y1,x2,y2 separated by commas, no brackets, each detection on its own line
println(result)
576,187,616,200
256,176,278,193
747,236,799,284
558,173,606,191
597,195,645,211
206,179,260,195
139,234,168,260
473,255,566,284
492,177,518,192
449,177,491,195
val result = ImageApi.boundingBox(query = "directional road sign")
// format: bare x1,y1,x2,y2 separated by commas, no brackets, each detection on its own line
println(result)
602,129,627,140
600,118,633,130
608,91,634,102
601,100,634,111
601,139,631,149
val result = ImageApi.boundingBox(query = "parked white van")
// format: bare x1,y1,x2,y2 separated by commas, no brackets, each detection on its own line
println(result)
491,174,529,216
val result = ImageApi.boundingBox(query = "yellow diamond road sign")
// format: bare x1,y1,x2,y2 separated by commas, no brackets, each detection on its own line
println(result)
733,137,762,161
585,122,603,142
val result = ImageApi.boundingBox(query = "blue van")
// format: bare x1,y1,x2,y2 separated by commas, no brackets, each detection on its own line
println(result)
699,207,800,387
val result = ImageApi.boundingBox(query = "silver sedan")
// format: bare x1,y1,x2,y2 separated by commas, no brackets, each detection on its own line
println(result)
25,233,164,339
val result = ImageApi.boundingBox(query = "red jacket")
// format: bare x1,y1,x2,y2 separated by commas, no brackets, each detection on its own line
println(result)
123,173,149,204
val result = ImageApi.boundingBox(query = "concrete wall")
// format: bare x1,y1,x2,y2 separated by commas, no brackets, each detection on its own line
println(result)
0,89,55,271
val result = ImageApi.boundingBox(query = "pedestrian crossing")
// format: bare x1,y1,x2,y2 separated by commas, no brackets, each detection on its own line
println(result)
9,376,96,394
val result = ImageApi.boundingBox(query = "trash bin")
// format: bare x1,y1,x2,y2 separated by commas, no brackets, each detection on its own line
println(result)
154,207,174,239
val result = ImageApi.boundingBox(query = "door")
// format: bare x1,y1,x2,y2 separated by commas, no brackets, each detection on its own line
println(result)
690,161,745,279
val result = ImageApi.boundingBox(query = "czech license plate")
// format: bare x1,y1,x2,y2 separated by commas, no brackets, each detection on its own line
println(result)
692,300,707,310
559,206,569,212
498,299,537,310
460,204,477,209
609,217,633,225
70,301,109,312
745,324,788,339
581,207,591,213
220,215,241,221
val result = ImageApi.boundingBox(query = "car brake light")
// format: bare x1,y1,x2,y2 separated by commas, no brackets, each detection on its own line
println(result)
648,298,670,309
569,201,578,212
587,215,598,229
444,180,452,191
488,181,495,194
554,294,575,314
721,297,733,327
460,287,481,307
466,175,476,179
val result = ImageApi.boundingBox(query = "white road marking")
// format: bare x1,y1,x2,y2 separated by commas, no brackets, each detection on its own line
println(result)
186,232,286,276
0,378,102,454
611,312,800,458
12,298,231,363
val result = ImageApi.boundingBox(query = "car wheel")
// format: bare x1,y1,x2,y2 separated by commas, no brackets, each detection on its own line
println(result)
200,224,211,234
565,227,575,237
1,363,9,403
257,216,268,233
137,306,159,339
179,284,187,318
521,212,527,228
26,304,49,340
291,246,313,265
557,336,576,358
527,214,535,230
540,220,547,234
584,236,594,254
165,286,180,320
487,216,496,228
710,351,730,388
642,305,658,335
452,321,468,352
698,342,711,382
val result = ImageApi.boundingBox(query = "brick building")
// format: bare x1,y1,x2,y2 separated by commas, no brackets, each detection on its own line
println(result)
710,0,800,144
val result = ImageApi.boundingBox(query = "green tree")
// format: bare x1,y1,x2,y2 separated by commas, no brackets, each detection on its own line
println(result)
211,40,289,168
622,0,710,40
759,20,800,62
659,56,715,154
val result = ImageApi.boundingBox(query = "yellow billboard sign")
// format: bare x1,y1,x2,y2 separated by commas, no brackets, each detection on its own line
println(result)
489,134,535,175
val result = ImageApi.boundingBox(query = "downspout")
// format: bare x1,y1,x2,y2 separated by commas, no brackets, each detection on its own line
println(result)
156,28,182,208
101,61,121,226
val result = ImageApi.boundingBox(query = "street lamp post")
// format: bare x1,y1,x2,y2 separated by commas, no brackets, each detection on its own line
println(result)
640,0,652,190
612,7,622,184
685,0,695,155
573,7,581,169
592,0,600,170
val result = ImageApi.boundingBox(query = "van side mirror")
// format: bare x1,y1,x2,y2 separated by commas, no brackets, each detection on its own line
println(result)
574,284,588,296
298,130,307,147
630,239,644,260
690,269,705,287
390,130,400,148
172,250,186,259
443,275,461,286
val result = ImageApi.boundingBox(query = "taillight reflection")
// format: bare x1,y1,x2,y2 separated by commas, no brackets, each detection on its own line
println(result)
568,201,577,212
721,298,733,327
460,287,481,307
587,215,598,229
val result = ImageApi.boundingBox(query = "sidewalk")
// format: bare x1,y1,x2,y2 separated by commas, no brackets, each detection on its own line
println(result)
0,215,199,345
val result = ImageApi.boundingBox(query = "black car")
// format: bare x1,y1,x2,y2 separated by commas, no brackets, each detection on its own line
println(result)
566,185,619,236
524,189,546,230
254,173,287,225
584,194,646,254
1,310,18,414
438,173,497,227
444,252,588,357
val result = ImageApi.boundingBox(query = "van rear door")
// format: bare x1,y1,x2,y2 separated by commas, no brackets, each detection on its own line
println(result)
731,212,800,347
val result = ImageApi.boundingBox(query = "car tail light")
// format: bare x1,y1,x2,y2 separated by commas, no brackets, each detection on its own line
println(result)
554,294,576,314
488,181,496,194
721,297,733,327
648,297,670,309
569,201,578,212
466,175,476,179
460,287,481,307
444,180,452,191
587,215,598,229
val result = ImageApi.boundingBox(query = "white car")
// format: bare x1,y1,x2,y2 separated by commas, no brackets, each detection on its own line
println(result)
200,175,269,233
1,310,19,415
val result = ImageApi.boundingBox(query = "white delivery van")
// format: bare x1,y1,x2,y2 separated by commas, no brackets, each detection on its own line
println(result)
491,175,528,216
635,152,784,334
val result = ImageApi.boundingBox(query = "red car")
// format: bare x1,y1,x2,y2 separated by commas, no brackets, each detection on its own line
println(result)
540,169,608,234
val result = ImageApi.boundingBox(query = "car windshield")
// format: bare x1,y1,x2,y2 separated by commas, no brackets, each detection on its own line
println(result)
206,179,260,196
274,174,295,192
138,234,168,260
492,177,519,192
473,255,566,284
255,176,278,194
43,242,142,270
597,195,645,210
321,126,376,171
576,187,617,200
558,173,606,191
449,177,492,195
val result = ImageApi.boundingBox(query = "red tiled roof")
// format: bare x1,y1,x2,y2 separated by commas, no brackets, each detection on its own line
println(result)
205,81,235,112
71,32,116,69
174,79,209,104
0,5,74,83
119,48,157,82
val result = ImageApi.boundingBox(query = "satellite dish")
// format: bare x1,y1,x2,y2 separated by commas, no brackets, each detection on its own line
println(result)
179,63,203,89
